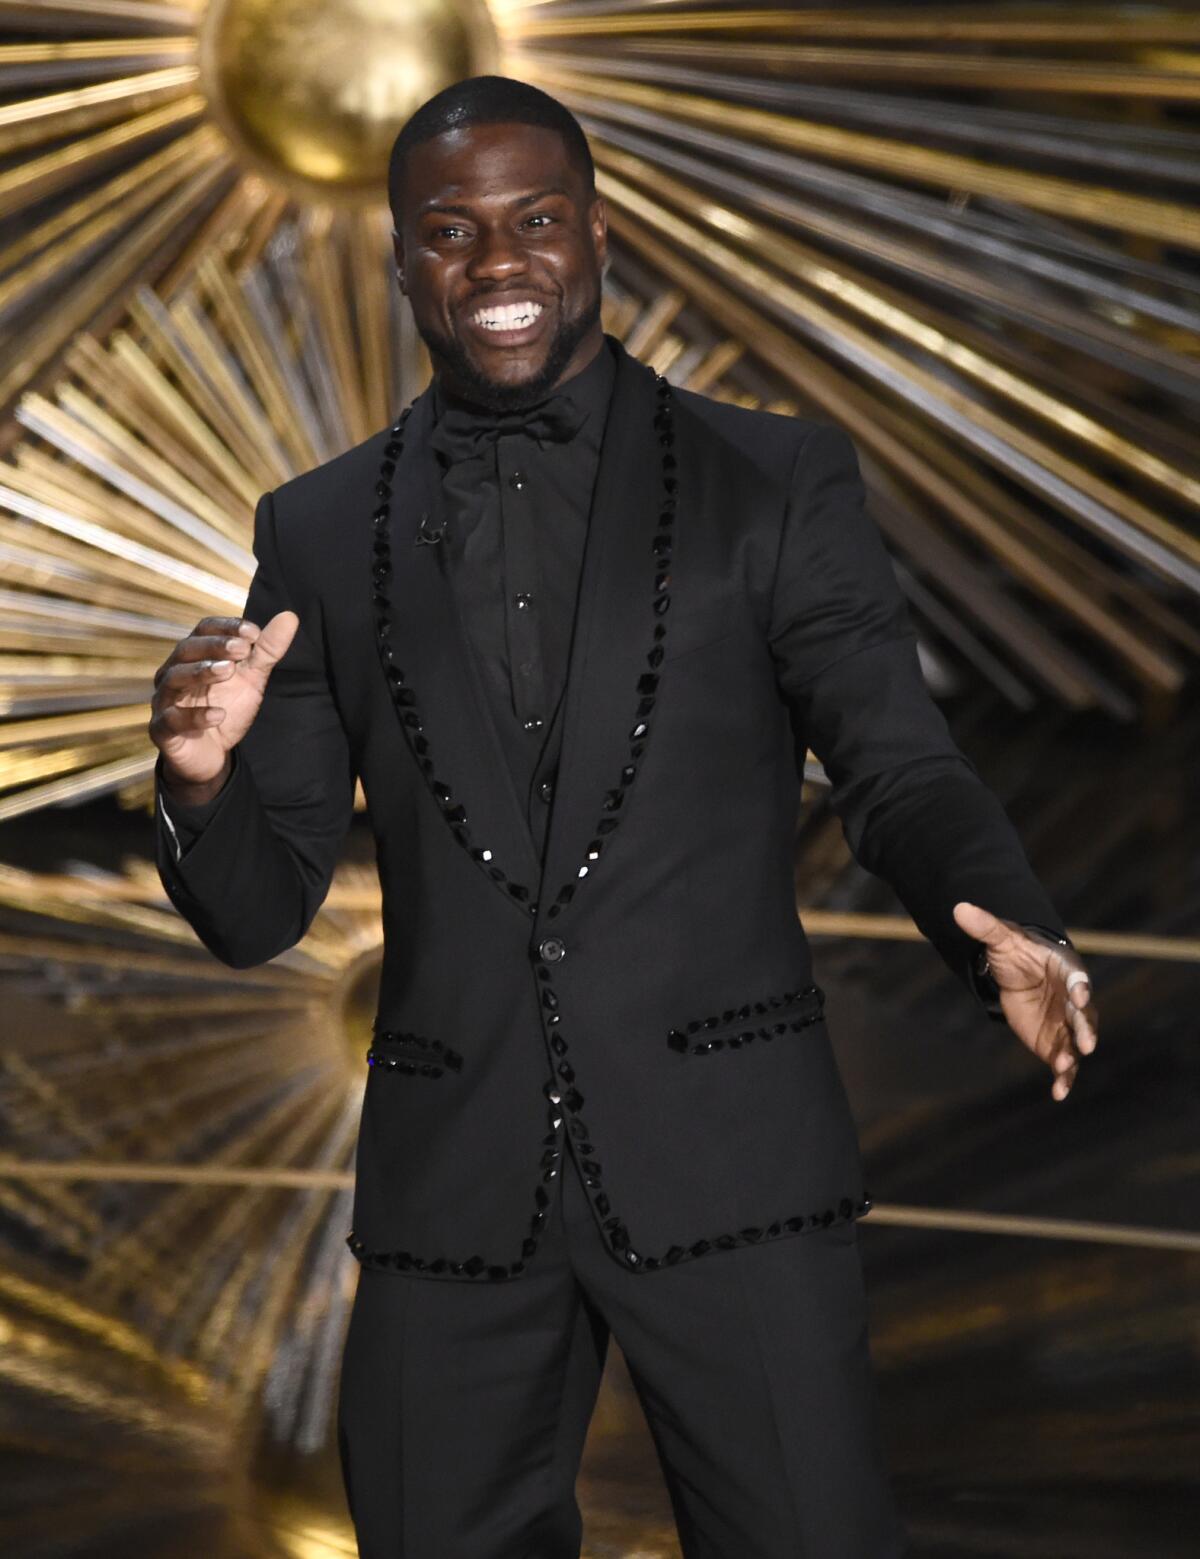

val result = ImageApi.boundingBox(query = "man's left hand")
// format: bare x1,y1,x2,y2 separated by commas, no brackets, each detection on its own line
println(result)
953,901,1098,1102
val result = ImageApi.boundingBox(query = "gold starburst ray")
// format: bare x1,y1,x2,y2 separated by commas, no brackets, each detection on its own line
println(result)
0,854,375,1420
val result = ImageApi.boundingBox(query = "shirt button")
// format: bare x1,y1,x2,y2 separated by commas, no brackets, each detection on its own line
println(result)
509,470,527,490
514,592,532,609
538,937,566,963
538,779,554,803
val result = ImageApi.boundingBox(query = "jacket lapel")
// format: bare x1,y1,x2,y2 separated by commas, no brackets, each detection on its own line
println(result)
383,385,543,901
377,337,665,922
536,340,664,922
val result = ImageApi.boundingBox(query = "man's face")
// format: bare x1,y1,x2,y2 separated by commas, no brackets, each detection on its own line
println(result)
392,120,607,412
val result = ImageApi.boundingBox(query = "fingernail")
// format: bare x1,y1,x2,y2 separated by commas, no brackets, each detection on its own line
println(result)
211,659,232,670
224,638,249,654
237,622,259,638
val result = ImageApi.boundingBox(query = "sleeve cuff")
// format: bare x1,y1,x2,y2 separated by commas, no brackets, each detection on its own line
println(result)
155,750,240,863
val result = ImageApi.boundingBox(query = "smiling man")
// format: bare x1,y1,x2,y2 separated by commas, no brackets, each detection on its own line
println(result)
394,110,604,412
149,75,1098,1559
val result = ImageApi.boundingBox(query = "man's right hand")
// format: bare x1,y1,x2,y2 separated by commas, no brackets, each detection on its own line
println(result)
149,612,300,804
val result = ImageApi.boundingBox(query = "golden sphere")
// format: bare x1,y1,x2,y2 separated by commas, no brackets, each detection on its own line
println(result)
199,0,499,203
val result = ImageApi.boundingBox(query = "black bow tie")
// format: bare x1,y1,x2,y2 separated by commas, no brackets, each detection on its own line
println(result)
430,387,589,466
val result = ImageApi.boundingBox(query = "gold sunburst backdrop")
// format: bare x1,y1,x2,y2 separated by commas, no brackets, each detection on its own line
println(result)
2,6,1200,1557
1,3,1200,821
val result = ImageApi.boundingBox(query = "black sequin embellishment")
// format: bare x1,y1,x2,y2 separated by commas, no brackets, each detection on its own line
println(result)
667,983,825,1054
546,374,677,919
367,404,540,913
367,1028,464,1075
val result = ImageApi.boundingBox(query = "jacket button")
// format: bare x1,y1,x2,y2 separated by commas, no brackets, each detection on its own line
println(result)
538,936,566,963
538,778,554,803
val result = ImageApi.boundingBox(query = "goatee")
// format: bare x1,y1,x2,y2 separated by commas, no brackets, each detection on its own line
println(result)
425,282,602,414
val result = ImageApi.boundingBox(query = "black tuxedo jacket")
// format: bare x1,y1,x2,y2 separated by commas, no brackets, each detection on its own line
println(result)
155,335,1067,1281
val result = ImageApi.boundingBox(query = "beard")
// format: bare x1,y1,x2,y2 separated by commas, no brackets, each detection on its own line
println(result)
420,275,603,414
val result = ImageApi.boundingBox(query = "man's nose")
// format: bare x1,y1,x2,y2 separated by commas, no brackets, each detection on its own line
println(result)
466,227,528,279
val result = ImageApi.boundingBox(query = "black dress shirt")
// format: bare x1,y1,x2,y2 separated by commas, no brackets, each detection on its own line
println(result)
159,336,618,867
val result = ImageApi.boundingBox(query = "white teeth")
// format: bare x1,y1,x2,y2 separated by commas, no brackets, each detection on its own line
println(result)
473,300,543,331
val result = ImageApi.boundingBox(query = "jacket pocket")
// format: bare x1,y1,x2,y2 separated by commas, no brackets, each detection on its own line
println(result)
366,1027,463,1078
667,982,825,1055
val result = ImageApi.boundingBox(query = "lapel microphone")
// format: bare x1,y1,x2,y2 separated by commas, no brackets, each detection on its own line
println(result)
415,509,445,546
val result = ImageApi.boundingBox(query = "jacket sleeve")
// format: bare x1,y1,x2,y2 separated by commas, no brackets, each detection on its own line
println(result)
158,767,231,862
768,422,1069,1006
154,488,356,968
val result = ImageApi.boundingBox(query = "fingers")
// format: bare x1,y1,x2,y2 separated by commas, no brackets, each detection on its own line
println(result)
1045,993,1098,1103
153,619,260,687
1066,991,1099,1057
1054,952,1098,1059
1041,1016,1077,1102
1051,1053,1078,1102
150,655,236,747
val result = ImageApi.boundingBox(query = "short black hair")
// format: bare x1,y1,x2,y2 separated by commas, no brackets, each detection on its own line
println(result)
388,75,595,222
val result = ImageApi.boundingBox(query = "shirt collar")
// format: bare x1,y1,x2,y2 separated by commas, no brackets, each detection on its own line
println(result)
431,332,617,434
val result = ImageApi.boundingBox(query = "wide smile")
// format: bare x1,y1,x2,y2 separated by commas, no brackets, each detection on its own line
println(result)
464,297,549,346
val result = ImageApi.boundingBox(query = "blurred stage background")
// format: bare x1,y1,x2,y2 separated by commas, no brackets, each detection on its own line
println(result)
0,2,1197,1555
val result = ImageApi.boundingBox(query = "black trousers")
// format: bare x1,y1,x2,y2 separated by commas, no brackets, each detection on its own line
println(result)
336,1139,909,1558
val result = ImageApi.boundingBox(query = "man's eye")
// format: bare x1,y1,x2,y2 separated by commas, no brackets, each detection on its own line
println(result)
434,226,466,240
524,214,554,228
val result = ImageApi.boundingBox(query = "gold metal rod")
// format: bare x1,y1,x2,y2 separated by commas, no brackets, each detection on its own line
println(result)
595,142,1200,514
0,64,197,156
0,94,204,217
596,167,1200,589
0,123,214,285
351,206,395,434
199,250,321,472
301,209,369,450
526,65,1200,250
188,874,1200,964
108,332,262,511
863,1204,1200,1254
795,909,1200,964
0,2,198,28
0,1159,1193,1254
0,929,315,985
65,333,246,510
0,36,193,70
0,1268,214,1402
539,42,1200,98
0,153,229,419
127,280,287,492
507,8,1200,45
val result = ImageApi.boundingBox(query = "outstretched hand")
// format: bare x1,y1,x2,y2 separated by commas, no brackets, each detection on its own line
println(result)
953,901,1098,1102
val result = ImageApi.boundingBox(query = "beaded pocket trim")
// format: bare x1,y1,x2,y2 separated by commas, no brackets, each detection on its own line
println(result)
667,982,825,1054
367,1028,464,1078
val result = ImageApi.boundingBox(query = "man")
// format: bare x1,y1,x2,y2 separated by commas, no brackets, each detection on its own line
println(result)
150,75,1098,1559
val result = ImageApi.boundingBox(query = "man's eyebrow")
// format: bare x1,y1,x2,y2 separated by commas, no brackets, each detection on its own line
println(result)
417,187,572,217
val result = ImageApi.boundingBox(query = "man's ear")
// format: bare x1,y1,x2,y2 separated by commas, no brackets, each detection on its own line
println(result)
590,193,608,276
391,227,406,294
